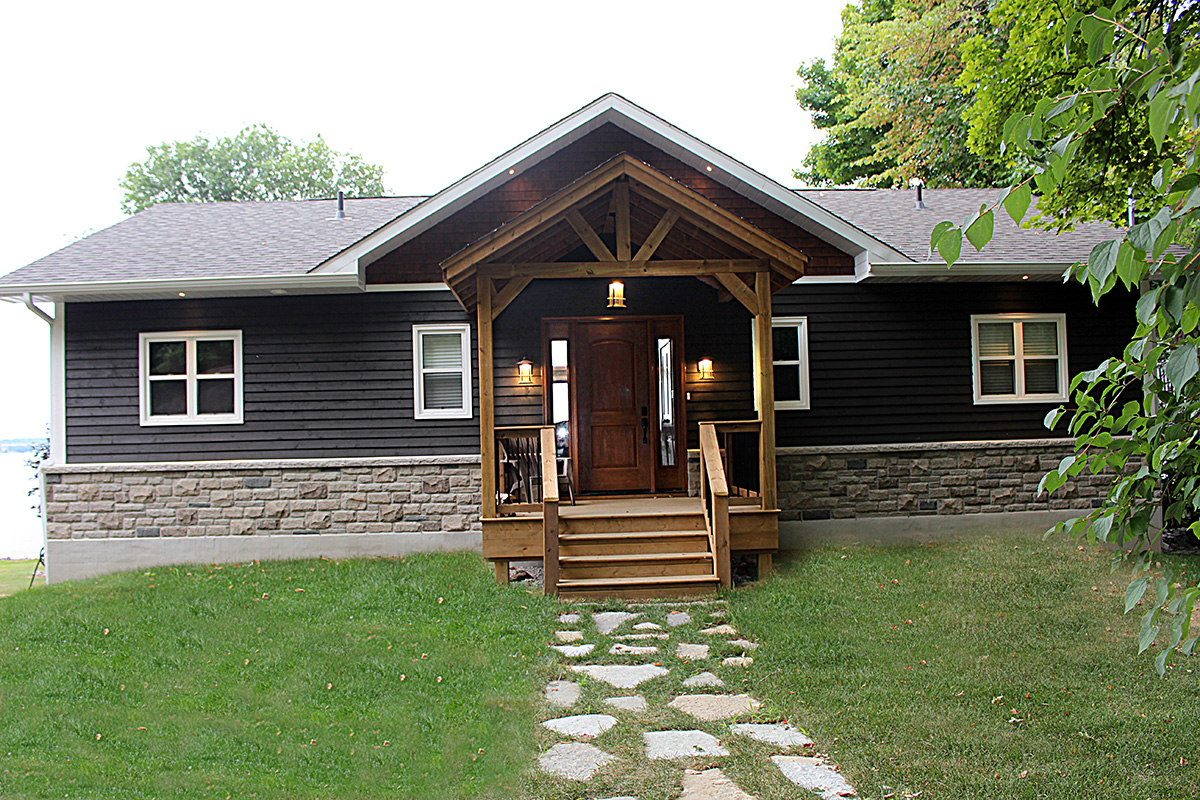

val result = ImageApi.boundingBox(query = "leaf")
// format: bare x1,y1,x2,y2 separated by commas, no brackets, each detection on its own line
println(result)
1003,184,1033,225
1087,240,1121,283
1092,514,1113,542
1165,343,1198,393
1148,89,1175,152
965,210,994,252
1139,614,1160,654
1125,577,1149,612
1136,290,1159,324
1155,647,1171,676
1128,207,1172,251
930,221,955,254
936,228,963,266
1046,93,1080,121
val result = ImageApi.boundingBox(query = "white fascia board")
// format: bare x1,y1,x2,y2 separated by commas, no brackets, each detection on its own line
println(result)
862,261,1073,281
0,272,363,303
312,93,911,279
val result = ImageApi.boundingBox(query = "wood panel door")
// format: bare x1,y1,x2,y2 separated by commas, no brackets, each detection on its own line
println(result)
576,320,653,493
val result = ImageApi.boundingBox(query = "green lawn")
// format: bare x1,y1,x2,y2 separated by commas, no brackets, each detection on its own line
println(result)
730,533,1200,799
0,559,40,597
0,553,557,800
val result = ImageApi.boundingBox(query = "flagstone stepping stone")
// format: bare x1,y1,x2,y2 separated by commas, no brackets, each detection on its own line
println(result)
556,630,584,642
595,797,638,800
552,644,596,657
644,729,729,759
634,621,662,630
614,632,668,640
559,613,580,624
682,671,724,688
675,642,710,660
700,624,738,635
610,643,658,655
722,656,753,667
772,755,857,799
728,638,759,650
539,742,616,780
668,693,761,721
604,695,648,711
730,722,814,747
571,663,669,688
709,609,727,618
593,611,640,634
666,611,692,627
545,680,581,708
542,713,619,739
680,768,758,800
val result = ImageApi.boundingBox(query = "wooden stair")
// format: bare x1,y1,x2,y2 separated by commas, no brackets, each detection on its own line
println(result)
552,515,720,599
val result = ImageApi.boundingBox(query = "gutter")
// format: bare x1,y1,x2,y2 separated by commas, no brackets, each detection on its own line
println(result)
0,272,364,303
861,261,1072,281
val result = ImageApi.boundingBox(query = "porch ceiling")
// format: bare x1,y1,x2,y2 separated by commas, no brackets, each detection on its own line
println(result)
440,153,809,312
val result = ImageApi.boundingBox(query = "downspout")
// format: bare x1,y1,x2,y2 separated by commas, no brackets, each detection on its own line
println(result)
18,293,59,583
22,292,53,325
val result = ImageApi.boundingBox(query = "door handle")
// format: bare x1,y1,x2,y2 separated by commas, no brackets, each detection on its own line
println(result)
641,406,649,443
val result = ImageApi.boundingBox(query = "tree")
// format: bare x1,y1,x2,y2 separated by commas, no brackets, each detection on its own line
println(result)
119,125,387,214
929,0,1200,672
795,0,1010,188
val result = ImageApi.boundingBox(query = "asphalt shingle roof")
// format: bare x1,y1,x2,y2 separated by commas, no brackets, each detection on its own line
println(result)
0,196,424,286
795,187,1118,263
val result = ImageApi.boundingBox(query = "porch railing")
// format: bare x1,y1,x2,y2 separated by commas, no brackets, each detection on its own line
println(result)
492,425,560,595
711,420,766,509
698,422,732,588
540,427,560,596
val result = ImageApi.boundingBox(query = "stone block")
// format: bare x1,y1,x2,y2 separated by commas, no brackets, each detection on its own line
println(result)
940,498,964,514
380,505,405,523
210,490,234,507
373,467,397,483
298,482,328,499
243,477,271,489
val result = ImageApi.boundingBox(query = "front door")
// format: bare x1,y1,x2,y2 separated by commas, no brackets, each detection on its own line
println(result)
576,320,653,493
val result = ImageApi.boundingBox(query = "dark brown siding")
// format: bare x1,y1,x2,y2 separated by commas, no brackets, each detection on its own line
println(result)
367,124,855,283
64,293,479,462
491,277,755,448
772,281,1137,446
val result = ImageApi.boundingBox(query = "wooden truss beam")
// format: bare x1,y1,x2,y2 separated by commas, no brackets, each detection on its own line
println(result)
633,208,679,262
490,277,532,321
565,210,615,262
714,273,759,314
613,179,631,261
478,259,769,280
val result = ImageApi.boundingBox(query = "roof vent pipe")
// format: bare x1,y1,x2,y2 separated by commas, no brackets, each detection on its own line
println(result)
911,177,926,210
336,190,346,220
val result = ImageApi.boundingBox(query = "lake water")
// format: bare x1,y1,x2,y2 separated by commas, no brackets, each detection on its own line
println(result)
0,451,44,559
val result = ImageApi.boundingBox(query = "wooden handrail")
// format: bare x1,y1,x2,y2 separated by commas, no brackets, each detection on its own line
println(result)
540,426,559,596
496,425,547,437
698,423,731,589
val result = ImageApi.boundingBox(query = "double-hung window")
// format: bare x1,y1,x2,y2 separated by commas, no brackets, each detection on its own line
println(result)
752,316,811,411
971,314,1068,403
139,331,243,425
413,323,472,419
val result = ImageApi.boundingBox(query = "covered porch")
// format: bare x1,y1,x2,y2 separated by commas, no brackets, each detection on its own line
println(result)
439,153,808,598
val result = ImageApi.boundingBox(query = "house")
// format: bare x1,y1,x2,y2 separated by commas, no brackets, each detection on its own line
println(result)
0,94,1132,595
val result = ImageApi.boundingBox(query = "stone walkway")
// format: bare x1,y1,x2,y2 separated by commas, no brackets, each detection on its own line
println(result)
533,600,857,799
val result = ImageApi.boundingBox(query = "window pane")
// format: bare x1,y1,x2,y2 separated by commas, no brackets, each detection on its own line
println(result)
422,333,463,370
1024,360,1059,394
552,383,570,424
197,339,235,374
150,379,187,415
149,341,186,376
197,378,235,414
980,360,1016,395
774,364,801,401
773,325,800,362
1022,321,1059,356
977,323,1015,357
551,339,569,382
423,373,463,410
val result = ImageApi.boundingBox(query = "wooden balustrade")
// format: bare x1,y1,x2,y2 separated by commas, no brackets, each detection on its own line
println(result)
698,422,731,588
540,426,560,596
712,420,765,508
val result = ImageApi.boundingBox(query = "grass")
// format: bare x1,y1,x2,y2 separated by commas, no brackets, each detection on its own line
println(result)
0,559,40,597
0,553,558,800
729,532,1200,799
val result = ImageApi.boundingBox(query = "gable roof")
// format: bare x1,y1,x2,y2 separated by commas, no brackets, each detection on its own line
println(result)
795,188,1120,274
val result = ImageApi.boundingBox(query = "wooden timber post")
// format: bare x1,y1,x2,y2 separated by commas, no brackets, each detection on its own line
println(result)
754,271,778,511
478,275,497,525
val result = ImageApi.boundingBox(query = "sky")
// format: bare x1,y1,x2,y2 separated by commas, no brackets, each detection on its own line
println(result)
0,0,846,442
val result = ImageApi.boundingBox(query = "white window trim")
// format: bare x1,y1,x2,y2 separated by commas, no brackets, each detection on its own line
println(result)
752,316,811,412
138,330,244,426
971,313,1068,404
413,323,473,420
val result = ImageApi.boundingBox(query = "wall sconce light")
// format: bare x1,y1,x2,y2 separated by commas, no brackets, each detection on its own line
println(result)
698,357,715,381
607,280,626,308
517,358,535,385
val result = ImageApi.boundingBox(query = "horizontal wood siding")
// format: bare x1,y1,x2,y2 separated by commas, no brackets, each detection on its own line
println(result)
492,277,754,447
367,124,855,284
65,293,480,462
772,282,1137,446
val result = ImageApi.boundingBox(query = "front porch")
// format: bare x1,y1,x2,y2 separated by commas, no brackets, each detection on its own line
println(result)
438,153,807,598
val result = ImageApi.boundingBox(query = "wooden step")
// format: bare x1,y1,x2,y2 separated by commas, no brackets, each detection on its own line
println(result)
559,513,705,535
559,530,709,557
556,573,721,600
559,551,714,580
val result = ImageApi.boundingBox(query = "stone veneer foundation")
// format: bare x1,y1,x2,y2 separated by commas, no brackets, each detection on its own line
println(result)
776,438,1106,521
41,456,482,583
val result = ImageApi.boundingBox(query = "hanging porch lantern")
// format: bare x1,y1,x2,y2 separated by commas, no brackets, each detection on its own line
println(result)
517,358,535,385
607,280,626,308
698,357,715,381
